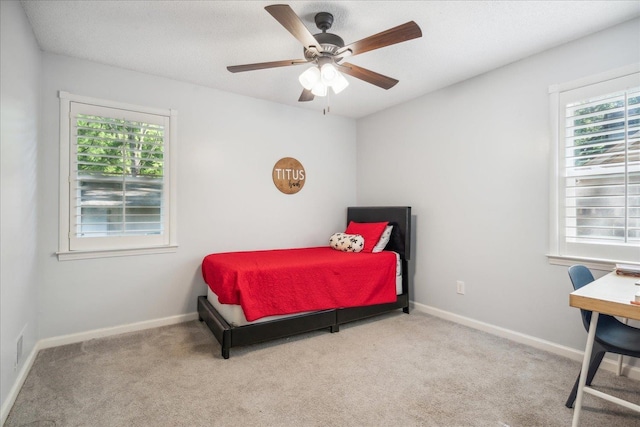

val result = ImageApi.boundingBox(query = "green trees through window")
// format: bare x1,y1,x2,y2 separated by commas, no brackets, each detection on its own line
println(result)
570,95,640,166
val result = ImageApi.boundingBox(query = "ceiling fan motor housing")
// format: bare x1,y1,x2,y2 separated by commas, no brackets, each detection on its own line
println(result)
303,12,345,59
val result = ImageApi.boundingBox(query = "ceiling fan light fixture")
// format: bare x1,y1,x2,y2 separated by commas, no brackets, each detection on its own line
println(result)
300,63,349,97
298,66,320,90
321,63,349,95
311,81,328,97
330,71,349,94
320,63,338,83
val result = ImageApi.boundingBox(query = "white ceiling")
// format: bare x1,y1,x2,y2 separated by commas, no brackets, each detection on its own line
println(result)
20,0,640,118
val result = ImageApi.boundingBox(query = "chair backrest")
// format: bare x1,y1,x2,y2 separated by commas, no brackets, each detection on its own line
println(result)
567,265,595,291
568,264,596,331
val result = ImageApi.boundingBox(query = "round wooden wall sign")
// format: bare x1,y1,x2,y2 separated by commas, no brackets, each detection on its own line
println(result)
272,157,306,195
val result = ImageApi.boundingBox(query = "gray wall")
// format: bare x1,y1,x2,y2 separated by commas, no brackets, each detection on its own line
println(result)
0,0,42,412
356,18,640,351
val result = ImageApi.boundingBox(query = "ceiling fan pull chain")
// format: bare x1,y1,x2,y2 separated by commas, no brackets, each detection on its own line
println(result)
324,91,331,115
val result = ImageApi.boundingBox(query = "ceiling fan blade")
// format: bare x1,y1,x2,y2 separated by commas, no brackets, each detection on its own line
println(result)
337,21,422,57
265,4,319,51
227,59,309,73
339,63,399,90
298,89,314,102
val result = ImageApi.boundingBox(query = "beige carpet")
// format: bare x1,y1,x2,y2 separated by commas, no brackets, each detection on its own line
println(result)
5,311,640,426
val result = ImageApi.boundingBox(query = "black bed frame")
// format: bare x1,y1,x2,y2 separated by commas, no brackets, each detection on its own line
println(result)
197,206,412,359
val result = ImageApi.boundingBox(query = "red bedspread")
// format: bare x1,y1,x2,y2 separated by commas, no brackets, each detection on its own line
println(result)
201,247,398,322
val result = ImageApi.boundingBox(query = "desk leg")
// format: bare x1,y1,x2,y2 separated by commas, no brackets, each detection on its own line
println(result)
572,312,599,427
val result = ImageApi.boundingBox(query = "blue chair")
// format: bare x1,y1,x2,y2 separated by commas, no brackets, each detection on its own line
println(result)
565,265,640,407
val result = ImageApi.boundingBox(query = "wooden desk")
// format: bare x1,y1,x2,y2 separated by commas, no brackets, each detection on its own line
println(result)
569,272,640,427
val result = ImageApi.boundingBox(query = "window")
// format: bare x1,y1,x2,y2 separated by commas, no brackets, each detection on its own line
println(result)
549,68,639,266
58,92,177,260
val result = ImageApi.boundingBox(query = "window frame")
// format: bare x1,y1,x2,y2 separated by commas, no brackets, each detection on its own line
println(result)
58,91,178,260
548,64,640,269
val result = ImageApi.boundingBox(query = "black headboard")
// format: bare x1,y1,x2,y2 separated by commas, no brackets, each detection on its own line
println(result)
346,206,411,260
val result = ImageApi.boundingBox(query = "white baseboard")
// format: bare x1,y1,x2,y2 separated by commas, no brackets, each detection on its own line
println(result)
37,312,199,350
1,312,198,426
411,301,640,381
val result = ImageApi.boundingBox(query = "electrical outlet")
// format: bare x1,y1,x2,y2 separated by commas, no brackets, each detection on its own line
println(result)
456,280,465,295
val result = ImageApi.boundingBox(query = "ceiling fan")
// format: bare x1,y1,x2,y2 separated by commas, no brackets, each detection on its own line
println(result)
227,4,422,102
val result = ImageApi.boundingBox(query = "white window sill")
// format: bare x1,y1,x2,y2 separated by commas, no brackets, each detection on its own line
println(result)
57,245,178,261
546,254,623,272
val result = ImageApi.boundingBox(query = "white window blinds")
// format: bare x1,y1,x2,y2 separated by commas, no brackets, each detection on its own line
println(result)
564,88,639,245
71,104,165,244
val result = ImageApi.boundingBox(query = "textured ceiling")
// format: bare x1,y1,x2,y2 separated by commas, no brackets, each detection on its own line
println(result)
20,0,640,118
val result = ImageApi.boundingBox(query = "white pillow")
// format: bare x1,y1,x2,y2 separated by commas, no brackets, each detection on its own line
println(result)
372,225,393,253
329,233,364,252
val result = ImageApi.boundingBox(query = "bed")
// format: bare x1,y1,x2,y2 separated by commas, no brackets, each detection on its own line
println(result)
197,206,412,359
